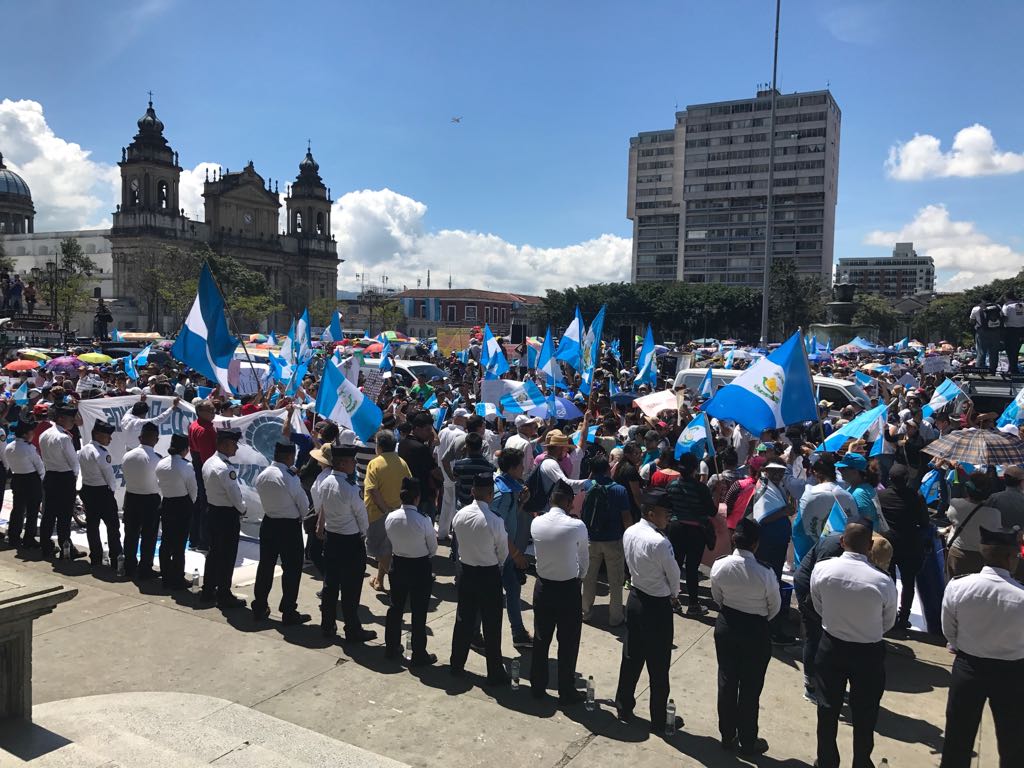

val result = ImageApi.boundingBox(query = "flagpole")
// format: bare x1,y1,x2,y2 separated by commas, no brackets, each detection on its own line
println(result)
201,258,264,395
797,326,827,446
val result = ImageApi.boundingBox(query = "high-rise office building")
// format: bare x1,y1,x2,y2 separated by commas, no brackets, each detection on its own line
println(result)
627,88,841,286
837,242,935,299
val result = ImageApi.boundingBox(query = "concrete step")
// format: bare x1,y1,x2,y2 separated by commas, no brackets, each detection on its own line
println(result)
0,692,409,767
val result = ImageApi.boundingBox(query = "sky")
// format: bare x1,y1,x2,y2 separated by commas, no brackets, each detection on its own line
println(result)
1,0,1022,295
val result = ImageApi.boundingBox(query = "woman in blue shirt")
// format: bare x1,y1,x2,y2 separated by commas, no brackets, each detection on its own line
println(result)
836,452,882,529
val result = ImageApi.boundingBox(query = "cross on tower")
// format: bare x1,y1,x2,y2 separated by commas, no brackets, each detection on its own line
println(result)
306,138,311,152
147,90,154,105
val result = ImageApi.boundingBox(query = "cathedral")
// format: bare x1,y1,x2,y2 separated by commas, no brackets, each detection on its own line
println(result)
0,98,340,333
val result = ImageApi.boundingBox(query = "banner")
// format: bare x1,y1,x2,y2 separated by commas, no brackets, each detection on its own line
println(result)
922,355,951,374
77,396,297,538
436,328,473,356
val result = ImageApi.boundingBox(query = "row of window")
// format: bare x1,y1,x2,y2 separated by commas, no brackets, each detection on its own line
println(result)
683,159,825,178
636,240,679,252
635,133,675,144
688,111,825,134
685,240,822,255
635,253,678,265
636,160,673,171
636,226,679,239
423,305,508,324
687,144,827,163
638,147,675,157
686,209,823,226
637,186,673,197
685,192,826,211
636,201,678,210
694,94,829,119
684,175,824,194
687,224,822,240
636,214,680,226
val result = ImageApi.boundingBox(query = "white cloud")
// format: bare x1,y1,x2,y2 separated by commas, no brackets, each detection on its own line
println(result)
0,99,120,230
864,204,1022,291
820,3,887,45
886,124,1024,180
330,188,631,295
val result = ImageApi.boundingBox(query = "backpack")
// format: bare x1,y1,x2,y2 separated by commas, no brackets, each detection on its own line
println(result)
983,304,1003,329
581,482,609,537
523,465,553,513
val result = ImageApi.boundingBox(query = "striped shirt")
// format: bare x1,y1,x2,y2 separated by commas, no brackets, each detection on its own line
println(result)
452,455,495,509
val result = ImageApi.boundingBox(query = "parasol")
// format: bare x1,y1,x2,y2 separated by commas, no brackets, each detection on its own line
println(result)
528,396,584,421
4,359,39,371
922,429,1024,467
17,348,50,361
46,356,83,373
78,352,114,364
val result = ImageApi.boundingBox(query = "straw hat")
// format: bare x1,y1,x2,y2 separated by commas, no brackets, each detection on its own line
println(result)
543,429,573,447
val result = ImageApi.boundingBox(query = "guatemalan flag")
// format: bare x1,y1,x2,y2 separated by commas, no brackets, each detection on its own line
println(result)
698,367,714,399
499,379,547,415
816,401,889,452
703,331,817,436
634,325,657,388
579,305,606,396
724,349,735,369
321,311,343,343
135,343,152,367
997,387,1024,427
555,306,584,371
12,381,28,406
279,319,295,363
170,263,237,392
675,412,715,460
110,328,123,342
537,327,563,387
315,359,382,442
855,370,875,389
923,378,965,418
295,309,312,364
379,338,393,377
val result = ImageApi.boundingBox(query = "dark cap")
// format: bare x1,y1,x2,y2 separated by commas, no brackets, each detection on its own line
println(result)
216,427,242,441
169,433,189,452
274,441,296,456
410,411,434,428
331,444,358,459
92,421,116,435
734,517,760,539
1002,466,1024,482
640,488,670,509
979,526,1021,546
140,421,160,435
472,472,494,489
888,464,909,481
56,405,78,418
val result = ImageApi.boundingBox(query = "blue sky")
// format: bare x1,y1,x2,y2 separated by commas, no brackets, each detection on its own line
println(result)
2,0,1022,293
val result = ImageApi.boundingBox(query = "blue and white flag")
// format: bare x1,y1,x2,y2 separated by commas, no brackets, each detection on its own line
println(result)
433,405,448,432
537,327,563,387
481,324,510,377
572,425,600,447
923,378,965,418
634,325,657,388
823,498,848,536
295,309,312,364
806,335,818,355
170,263,237,392
315,359,382,442
12,381,28,406
475,402,498,420
280,319,296,364
703,331,817,436
499,379,547,415
698,367,714,399
997,387,1024,427
919,469,942,505
267,330,277,346
379,338,393,376
724,349,735,370
581,305,606,373
267,351,291,384
423,392,438,409
321,311,344,343
824,339,832,355
608,377,620,397
893,337,909,351
609,339,621,362
817,401,889,452
555,306,584,370
135,343,152,368
855,370,875,388
675,412,715,460
456,348,470,364
110,328,123,342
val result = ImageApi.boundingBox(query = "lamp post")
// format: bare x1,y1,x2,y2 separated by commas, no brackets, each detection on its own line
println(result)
30,261,60,321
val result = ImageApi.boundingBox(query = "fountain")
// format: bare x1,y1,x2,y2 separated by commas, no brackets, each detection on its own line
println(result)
808,281,879,349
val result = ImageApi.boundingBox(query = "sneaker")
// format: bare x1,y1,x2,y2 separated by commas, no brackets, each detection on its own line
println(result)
512,632,533,649
470,634,486,653
803,687,819,705
282,611,312,626
738,738,769,756
345,628,378,644
409,652,437,668
686,604,709,617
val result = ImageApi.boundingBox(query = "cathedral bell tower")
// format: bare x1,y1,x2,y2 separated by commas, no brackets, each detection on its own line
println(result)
116,97,182,215
285,144,331,239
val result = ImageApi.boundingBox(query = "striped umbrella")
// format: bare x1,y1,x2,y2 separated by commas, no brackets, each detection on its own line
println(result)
923,429,1024,467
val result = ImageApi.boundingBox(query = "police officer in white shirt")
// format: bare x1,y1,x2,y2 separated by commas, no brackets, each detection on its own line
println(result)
120,394,179,450
710,518,781,756
200,428,248,609
940,526,1024,768
38,405,84,560
529,480,589,704
614,489,684,734
78,421,122,569
252,442,311,625
450,472,509,686
121,421,163,579
810,519,897,768
155,434,197,590
315,444,375,642
384,477,438,666
4,420,45,548
436,407,468,541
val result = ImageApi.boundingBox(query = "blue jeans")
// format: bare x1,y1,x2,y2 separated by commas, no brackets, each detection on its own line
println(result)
501,557,526,636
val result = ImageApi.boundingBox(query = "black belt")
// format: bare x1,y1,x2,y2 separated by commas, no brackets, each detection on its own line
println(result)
538,576,579,585
720,605,769,623
630,587,671,601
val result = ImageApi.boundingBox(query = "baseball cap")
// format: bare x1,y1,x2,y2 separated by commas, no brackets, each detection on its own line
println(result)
836,452,868,471
514,414,541,428
453,407,470,419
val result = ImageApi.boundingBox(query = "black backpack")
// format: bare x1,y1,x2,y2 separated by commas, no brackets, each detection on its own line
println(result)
984,304,1003,329
580,482,609,537
523,467,552,513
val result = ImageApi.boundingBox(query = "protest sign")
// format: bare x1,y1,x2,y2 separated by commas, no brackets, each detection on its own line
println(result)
922,355,951,374
634,389,678,419
436,328,472,355
362,369,386,401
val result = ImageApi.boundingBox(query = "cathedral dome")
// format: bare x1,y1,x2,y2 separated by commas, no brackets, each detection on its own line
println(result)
137,100,165,134
0,154,31,199
299,149,319,173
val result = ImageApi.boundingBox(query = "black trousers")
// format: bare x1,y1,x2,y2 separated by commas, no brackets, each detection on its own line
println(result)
815,632,886,768
39,470,76,552
320,531,366,635
385,555,433,656
79,484,122,564
615,589,673,729
253,516,304,614
715,606,771,745
203,504,241,598
940,652,1024,768
159,495,193,587
797,592,823,683
7,472,41,543
667,521,705,606
1005,327,1024,374
123,492,160,577
530,577,583,696
450,563,505,681
188,455,209,549
889,538,924,615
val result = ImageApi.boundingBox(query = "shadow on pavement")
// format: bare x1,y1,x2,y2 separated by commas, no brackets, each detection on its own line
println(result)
0,721,72,761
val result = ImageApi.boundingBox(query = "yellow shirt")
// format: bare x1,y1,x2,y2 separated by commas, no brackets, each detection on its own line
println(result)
363,452,411,523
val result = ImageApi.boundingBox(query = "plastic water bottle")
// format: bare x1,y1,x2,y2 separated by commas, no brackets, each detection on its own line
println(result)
404,631,412,655
879,760,888,768
102,552,110,567
585,676,595,711
191,568,199,590
61,540,71,561
117,554,125,576
665,699,676,736
510,658,520,690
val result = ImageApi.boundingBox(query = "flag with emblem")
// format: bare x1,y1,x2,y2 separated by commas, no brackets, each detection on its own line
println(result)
315,358,382,442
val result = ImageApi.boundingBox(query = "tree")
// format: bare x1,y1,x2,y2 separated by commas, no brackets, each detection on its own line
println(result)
51,237,98,333
0,237,14,273
852,292,901,343
309,297,339,326
768,258,826,341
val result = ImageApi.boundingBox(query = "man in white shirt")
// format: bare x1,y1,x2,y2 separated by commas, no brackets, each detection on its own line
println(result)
529,481,589,704
614,489,684,735
252,442,311,625
940,526,1024,768
503,415,540,480
78,421,122,569
121,421,163,579
200,428,248,609
710,518,781,756
536,430,591,496
38,405,84,560
3,420,45,549
384,477,438,666
1002,292,1024,374
810,519,897,768
315,444,375,643
450,472,509,686
119,394,180,450
155,433,197,591
436,407,468,541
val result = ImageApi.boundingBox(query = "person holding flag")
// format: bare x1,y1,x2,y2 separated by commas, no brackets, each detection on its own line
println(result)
664,452,715,616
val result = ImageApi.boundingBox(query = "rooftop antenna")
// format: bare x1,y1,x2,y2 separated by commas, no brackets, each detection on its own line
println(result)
427,269,431,288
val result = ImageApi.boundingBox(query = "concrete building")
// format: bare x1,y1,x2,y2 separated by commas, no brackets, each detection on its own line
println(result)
627,88,841,286
395,289,542,339
837,242,935,299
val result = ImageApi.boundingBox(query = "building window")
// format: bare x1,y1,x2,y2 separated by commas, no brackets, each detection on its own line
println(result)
316,212,325,235
484,306,491,323
294,212,303,233
158,180,169,210
447,305,455,322
501,307,507,324
465,305,477,321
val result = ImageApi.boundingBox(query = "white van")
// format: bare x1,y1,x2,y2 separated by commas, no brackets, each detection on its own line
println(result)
672,368,871,416
358,358,447,388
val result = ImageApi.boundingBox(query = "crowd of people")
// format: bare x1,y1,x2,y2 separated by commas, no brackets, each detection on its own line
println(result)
0,330,1022,768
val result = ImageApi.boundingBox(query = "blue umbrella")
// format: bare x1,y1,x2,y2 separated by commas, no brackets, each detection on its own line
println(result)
528,396,584,421
610,392,639,406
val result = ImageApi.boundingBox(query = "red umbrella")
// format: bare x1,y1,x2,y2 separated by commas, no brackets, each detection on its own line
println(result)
4,359,39,371
364,342,384,355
